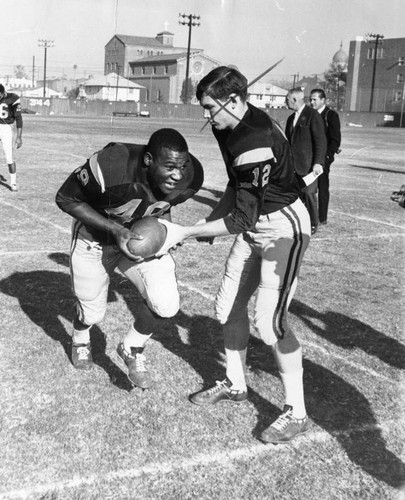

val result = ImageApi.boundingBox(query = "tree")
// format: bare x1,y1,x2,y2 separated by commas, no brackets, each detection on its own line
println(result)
323,64,347,111
14,65,28,79
67,87,80,99
180,77,195,104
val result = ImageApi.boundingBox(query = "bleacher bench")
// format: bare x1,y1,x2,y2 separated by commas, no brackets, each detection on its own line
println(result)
112,111,150,117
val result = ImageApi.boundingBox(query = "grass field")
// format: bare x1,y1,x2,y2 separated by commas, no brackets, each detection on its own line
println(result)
0,114,404,500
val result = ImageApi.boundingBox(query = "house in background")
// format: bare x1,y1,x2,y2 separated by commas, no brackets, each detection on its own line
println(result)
36,76,86,96
248,82,288,109
23,86,63,98
1,76,36,92
82,73,144,101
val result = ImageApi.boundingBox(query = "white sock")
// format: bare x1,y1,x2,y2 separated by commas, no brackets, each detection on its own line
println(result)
123,323,152,352
280,369,306,419
73,327,90,345
10,173,16,185
225,348,247,392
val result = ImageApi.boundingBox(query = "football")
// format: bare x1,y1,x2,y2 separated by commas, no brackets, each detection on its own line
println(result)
127,217,167,258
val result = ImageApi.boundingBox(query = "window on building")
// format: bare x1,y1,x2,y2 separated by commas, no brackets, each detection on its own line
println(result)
153,66,157,74
397,74,404,84
394,91,402,101
367,47,384,59
142,67,146,75
164,66,169,74
399,57,405,66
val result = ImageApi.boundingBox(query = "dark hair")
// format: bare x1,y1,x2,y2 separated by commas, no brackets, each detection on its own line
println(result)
0,84,5,93
146,128,188,158
311,88,326,100
196,66,248,102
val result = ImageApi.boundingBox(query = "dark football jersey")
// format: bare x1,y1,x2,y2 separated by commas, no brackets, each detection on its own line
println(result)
56,142,203,241
211,103,299,234
0,93,23,127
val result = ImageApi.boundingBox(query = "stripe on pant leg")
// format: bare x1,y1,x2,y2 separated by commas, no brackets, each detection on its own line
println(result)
272,205,305,339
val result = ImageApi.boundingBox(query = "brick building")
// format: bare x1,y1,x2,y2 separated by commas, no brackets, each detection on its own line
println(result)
105,32,220,104
345,36,405,112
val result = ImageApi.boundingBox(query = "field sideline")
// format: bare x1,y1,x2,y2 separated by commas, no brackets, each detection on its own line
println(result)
0,115,404,500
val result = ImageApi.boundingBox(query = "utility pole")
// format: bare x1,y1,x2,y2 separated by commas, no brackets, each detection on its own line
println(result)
32,56,35,88
38,39,54,98
179,13,200,104
366,33,384,112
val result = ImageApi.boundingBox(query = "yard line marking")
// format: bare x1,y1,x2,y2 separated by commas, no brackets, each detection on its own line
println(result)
0,250,68,256
350,146,374,158
1,419,398,500
0,199,70,233
178,281,216,301
313,233,405,241
178,281,398,381
303,339,393,382
330,210,404,229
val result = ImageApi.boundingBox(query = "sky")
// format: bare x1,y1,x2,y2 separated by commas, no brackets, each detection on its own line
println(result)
1,0,404,84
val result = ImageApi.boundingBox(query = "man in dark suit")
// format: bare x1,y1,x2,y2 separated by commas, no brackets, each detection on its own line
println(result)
310,89,341,225
285,88,327,234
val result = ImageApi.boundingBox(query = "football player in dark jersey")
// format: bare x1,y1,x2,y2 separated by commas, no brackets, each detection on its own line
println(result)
156,67,311,443
0,84,23,191
56,128,203,389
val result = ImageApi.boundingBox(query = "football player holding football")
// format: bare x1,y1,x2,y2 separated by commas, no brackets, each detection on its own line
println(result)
156,67,311,444
55,128,203,388
0,84,23,191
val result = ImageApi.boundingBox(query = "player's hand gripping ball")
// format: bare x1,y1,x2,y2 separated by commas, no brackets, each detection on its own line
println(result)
127,217,168,259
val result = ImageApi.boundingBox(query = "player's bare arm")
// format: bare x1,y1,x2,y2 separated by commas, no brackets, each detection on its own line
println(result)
196,185,236,243
61,201,143,261
157,218,230,256
15,128,22,149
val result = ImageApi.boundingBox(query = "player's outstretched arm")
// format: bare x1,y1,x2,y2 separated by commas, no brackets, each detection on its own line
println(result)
156,218,230,257
59,201,144,261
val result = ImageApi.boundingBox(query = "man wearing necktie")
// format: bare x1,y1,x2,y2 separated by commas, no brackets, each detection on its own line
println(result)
285,88,327,234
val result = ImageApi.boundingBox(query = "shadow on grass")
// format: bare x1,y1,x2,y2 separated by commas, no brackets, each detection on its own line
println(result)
350,164,404,175
192,186,223,210
0,253,132,392
0,173,12,191
248,333,405,488
290,300,405,370
121,290,405,488
1,253,403,487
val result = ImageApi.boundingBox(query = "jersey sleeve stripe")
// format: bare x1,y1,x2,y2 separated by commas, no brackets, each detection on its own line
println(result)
89,154,106,193
232,147,274,167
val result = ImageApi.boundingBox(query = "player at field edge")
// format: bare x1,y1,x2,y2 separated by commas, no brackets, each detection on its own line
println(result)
155,66,312,444
309,88,342,225
0,83,23,192
55,128,204,388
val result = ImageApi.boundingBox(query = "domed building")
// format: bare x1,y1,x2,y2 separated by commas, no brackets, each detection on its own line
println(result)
332,43,348,72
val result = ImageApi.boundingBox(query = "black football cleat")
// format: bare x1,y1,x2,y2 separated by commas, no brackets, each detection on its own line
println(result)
260,405,309,444
117,342,152,389
190,378,248,405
